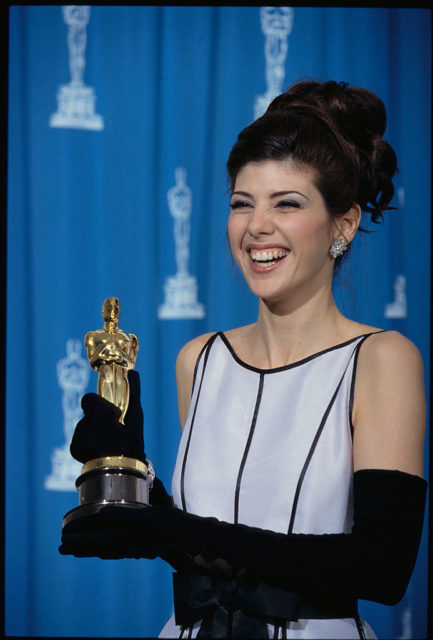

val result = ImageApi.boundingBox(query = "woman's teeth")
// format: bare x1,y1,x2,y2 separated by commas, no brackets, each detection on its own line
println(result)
250,249,289,265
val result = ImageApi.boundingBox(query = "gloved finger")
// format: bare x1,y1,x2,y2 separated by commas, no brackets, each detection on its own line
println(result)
59,542,120,559
59,530,109,556
59,543,88,557
97,504,153,528
61,527,120,547
62,513,105,535
72,418,125,446
81,393,122,420
60,531,159,560
61,507,152,540
125,370,144,435
128,370,141,401
59,540,101,557
70,425,122,463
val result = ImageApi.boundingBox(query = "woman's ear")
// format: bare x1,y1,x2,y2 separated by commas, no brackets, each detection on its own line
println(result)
334,203,361,243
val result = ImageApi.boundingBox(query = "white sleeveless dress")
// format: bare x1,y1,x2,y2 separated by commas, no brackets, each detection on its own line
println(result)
159,332,378,639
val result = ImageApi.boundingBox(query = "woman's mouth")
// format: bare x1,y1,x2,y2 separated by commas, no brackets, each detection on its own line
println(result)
249,248,290,270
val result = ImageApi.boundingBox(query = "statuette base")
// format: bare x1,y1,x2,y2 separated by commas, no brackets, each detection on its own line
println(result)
62,500,149,529
82,455,148,474
62,455,153,530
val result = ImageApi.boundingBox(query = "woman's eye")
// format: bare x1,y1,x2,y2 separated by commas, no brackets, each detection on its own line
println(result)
277,200,301,209
230,200,252,210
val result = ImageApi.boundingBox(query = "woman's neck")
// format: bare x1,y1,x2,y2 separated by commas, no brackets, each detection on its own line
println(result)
250,291,348,368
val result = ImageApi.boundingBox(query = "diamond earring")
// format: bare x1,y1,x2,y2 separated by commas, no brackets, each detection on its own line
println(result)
329,237,348,259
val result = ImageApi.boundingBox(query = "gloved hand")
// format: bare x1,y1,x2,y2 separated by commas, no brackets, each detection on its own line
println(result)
70,369,146,464
59,504,194,571
60,505,159,559
59,469,426,605
70,369,172,506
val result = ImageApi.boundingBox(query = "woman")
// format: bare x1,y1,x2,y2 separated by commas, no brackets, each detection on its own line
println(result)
61,80,427,640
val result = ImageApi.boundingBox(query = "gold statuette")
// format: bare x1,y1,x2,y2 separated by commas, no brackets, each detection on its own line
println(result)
62,298,153,530
84,297,139,423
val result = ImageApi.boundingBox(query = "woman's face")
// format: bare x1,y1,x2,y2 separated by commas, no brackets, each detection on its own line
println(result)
227,160,337,306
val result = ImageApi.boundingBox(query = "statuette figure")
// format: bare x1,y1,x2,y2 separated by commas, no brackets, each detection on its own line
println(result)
85,297,139,423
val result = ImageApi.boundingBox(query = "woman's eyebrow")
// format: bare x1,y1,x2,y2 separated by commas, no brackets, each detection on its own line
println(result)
231,190,253,198
270,190,309,199
232,190,308,198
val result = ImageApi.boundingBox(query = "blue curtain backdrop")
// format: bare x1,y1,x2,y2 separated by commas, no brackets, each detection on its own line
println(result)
7,6,431,639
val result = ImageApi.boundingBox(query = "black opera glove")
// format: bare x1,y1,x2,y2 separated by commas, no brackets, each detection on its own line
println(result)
70,369,146,464
60,469,426,606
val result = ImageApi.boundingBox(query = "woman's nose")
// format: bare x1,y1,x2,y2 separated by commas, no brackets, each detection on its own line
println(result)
247,206,275,236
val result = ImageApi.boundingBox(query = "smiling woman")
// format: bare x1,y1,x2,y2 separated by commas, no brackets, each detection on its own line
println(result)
62,80,427,640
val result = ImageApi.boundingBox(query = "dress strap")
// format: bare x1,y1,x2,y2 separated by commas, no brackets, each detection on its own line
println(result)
191,332,220,394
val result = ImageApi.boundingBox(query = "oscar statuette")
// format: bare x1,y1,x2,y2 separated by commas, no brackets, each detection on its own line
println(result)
62,298,154,529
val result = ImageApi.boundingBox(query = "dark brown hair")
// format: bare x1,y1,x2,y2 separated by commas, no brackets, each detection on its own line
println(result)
227,80,398,232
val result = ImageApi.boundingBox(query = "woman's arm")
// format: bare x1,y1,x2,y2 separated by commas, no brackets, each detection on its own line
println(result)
352,330,426,477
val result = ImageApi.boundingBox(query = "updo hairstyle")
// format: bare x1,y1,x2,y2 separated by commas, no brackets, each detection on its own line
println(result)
227,80,398,234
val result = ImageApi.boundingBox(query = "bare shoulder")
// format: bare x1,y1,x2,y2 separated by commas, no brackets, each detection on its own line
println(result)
176,332,217,375
357,329,424,373
355,330,425,405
